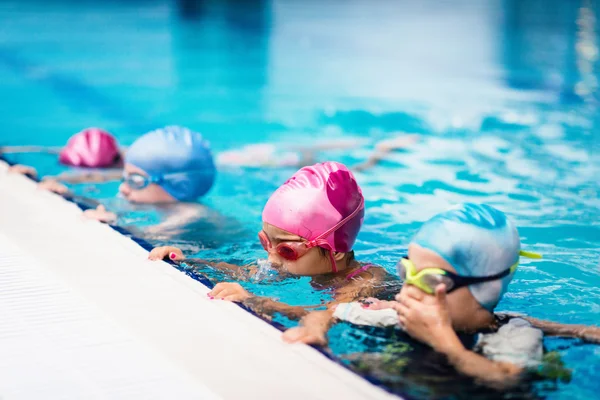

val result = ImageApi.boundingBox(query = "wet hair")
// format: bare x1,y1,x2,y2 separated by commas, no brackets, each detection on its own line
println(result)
318,248,355,266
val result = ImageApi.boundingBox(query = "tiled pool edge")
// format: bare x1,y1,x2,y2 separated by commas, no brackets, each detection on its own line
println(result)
0,160,398,400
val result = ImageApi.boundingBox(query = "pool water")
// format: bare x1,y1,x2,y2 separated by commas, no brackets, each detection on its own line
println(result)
1,0,599,399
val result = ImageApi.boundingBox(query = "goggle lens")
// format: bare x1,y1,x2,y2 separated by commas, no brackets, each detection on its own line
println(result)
277,244,299,261
396,258,454,294
258,231,305,261
123,173,149,190
421,273,454,292
397,262,407,280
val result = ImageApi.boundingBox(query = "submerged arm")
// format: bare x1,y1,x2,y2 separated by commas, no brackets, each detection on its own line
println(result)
0,145,62,154
183,258,256,281
282,309,334,345
148,246,252,278
294,138,369,167
441,338,524,389
49,169,123,184
242,296,310,320
206,282,313,320
352,135,418,172
210,265,387,326
283,265,389,345
502,314,600,344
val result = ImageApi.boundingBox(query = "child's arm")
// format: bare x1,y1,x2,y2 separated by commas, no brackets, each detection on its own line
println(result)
148,246,256,281
7,166,103,210
282,309,334,346
215,136,414,170
82,204,117,223
8,163,120,192
295,135,418,172
282,266,389,345
38,179,70,195
352,135,418,172
440,339,524,389
49,169,122,184
1,145,61,154
203,282,310,320
7,164,38,179
500,313,600,344
216,139,366,169
206,266,388,333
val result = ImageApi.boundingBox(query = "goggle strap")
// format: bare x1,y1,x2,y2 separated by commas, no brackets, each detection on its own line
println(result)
519,250,542,259
507,249,541,275
308,197,365,247
449,267,513,285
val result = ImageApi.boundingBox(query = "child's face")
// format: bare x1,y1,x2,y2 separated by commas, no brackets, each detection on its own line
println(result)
119,163,176,204
260,222,333,276
398,243,490,329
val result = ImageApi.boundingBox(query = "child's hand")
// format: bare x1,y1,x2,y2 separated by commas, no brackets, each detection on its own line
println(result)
8,164,37,179
208,282,252,302
359,297,398,310
393,284,459,354
82,205,117,223
282,326,327,346
38,179,69,195
283,310,332,346
148,246,184,261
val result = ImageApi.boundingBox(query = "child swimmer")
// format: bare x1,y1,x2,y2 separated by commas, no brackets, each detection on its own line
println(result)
330,203,600,388
7,126,229,246
5,127,123,180
149,162,399,334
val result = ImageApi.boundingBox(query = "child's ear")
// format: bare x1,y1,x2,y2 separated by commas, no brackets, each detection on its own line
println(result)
333,251,346,262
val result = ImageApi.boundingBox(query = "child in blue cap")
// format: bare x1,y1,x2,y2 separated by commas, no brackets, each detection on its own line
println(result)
11,126,215,205
117,125,215,204
304,203,600,388
37,126,214,224
13,127,226,246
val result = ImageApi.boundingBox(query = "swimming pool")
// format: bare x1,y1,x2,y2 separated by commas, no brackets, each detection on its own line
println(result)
1,0,599,399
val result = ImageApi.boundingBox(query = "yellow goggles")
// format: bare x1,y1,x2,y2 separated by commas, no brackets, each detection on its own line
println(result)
396,250,542,294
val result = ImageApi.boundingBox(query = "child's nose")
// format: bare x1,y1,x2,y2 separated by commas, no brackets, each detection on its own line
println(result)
267,251,281,265
119,182,131,196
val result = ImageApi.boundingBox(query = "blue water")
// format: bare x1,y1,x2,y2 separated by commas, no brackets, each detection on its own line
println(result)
1,0,599,399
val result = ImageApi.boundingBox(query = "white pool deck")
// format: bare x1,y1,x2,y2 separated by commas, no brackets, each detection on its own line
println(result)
0,160,398,400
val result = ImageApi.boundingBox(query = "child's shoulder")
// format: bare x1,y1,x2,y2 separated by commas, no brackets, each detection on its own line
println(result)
475,315,544,368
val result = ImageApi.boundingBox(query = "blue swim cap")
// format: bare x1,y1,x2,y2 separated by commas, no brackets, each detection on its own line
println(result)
125,126,216,201
412,203,521,311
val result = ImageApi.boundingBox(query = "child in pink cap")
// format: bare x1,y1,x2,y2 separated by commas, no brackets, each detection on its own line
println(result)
4,127,123,183
149,161,396,344
3,127,122,168
58,127,122,168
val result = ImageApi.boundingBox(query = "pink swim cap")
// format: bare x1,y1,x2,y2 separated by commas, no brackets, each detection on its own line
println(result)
59,128,120,168
262,162,365,272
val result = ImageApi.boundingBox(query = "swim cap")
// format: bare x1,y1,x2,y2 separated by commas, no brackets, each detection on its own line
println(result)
59,128,120,168
125,126,216,201
411,203,521,311
262,162,364,271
